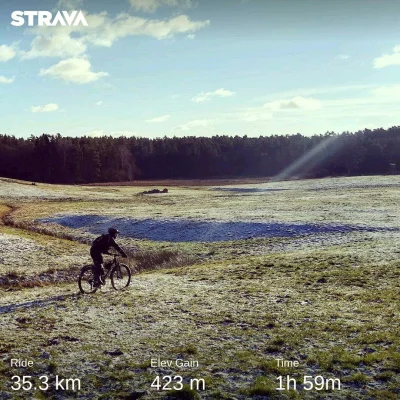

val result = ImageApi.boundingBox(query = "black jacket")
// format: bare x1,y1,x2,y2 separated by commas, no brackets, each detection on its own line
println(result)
91,234,123,254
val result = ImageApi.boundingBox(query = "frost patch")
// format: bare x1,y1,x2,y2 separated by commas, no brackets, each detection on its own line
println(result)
0,180,64,199
217,175,400,192
0,233,45,266
37,214,398,243
0,233,44,253
211,187,290,193
212,188,289,193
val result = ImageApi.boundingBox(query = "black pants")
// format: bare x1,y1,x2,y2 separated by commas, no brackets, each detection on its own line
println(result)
90,248,103,277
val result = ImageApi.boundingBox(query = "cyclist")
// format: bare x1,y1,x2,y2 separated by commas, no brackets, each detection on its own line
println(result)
91,227,127,287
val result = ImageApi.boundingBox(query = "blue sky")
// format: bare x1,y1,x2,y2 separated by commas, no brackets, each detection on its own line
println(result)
1,0,400,139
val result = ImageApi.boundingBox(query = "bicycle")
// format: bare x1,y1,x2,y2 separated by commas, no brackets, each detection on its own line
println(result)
78,254,132,294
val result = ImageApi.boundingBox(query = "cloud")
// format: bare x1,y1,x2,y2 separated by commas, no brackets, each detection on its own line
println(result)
175,119,212,131
39,58,109,84
96,101,103,105
321,86,400,110
146,114,171,123
233,96,321,123
0,76,15,84
21,11,210,58
129,0,194,13
85,129,104,137
370,84,400,100
55,0,84,10
187,34,195,39
192,88,236,103
109,130,137,137
83,14,210,45
31,103,59,113
0,45,16,62
253,84,400,130
263,96,322,111
237,109,273,122
256,84,375,104
336,54,349,60
21,33,86,59
373,45,400,68
85,129,137,137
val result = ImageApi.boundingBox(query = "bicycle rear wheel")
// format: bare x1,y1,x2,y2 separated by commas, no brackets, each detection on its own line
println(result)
78,265,98,294
111,264,131,290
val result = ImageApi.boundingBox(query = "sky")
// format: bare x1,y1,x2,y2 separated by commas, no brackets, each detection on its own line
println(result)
1,0,400,139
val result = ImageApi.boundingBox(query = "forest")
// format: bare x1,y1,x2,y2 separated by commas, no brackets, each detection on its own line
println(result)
0,126,399,183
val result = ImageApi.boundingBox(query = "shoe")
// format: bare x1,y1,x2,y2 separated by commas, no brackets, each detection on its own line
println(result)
93,276,104,288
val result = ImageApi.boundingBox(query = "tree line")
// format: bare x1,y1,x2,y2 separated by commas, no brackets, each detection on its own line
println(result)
0,126,400,183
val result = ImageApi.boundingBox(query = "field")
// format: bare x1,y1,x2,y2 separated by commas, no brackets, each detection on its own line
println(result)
0,176,399,399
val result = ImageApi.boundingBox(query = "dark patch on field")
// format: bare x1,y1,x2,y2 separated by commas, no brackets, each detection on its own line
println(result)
38,215,399,243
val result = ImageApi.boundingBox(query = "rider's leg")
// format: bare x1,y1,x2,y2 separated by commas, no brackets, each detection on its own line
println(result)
90,249,104,286
93,262,104,285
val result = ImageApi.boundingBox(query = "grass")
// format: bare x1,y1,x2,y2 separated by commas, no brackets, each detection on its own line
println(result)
247,377,278,397
0,176,400,399
1,250,399,398
343,372,371,385
163,385,201,399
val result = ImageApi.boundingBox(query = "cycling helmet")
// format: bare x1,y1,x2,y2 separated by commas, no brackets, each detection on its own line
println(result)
108,227,120,238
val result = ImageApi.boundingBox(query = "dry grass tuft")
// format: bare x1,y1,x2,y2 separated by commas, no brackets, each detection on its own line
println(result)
0,266,82,290
128,249,198,272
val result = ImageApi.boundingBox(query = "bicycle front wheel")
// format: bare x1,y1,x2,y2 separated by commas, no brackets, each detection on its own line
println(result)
111,264,131,290
78,265,98,294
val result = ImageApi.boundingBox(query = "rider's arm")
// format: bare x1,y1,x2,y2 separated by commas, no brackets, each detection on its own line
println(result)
110,237,127,257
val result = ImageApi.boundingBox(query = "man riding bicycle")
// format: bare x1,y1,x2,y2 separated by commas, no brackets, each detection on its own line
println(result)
91,227,127,287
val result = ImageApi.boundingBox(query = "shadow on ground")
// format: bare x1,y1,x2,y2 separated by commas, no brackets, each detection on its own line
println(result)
0,294,79,314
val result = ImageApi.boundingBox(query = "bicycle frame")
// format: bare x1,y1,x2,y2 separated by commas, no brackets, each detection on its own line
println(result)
78,253,131,294
101,255,120,282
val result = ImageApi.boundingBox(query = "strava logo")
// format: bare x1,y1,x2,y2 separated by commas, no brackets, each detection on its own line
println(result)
11,11,88,27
